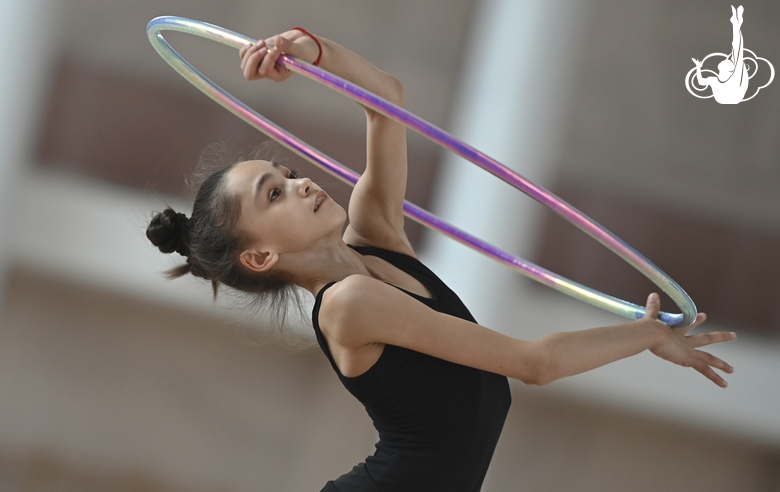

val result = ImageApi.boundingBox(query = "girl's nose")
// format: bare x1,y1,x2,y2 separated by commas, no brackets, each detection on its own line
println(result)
297,177,313,196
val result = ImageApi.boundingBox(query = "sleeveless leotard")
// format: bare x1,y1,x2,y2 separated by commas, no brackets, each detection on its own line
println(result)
312,245,511,492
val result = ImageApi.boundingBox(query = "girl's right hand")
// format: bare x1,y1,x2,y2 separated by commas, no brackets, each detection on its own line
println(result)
645,293,735,387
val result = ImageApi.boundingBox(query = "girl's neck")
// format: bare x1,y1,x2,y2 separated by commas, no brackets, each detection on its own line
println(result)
281,239,370,296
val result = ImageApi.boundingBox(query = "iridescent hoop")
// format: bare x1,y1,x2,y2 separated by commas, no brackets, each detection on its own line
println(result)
147,16,697,326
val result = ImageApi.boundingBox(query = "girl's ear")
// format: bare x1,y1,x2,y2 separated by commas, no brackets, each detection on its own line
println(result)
240,250,279,273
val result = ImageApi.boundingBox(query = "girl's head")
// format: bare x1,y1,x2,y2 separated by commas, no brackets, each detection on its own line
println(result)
226,159,342,276
146,145,343,321
146,160,288,298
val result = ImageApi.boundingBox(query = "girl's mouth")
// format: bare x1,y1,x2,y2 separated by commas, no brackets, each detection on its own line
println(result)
314,191,328,211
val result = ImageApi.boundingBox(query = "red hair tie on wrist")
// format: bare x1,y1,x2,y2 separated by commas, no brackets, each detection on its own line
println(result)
291,26,323,66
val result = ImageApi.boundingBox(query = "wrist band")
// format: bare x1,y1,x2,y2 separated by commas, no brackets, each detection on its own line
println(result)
291,26,322,66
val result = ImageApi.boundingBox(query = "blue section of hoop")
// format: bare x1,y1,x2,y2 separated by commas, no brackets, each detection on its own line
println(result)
146,16,697,326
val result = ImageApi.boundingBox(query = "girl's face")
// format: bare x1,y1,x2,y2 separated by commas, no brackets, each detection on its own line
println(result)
227,160,345,265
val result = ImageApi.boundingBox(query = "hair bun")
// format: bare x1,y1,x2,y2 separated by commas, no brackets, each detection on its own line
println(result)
146,208,191,257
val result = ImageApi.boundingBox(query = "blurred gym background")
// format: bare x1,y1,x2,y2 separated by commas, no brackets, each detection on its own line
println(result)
0,0,778,490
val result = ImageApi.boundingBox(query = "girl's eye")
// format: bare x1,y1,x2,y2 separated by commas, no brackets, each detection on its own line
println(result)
270,188,281,202
289,169,299,179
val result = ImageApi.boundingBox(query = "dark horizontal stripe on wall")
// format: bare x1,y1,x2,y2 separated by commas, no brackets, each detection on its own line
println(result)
533,182,780,336
35,61,441,247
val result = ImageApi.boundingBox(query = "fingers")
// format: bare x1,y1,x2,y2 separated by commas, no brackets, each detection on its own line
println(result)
676,312,706,336
692,347,733,388
239,35,291,82
696,348,733,373
678,323,735,388
257,40,282,78
650,307,735,388
643,293,660,321
691,341,734,388
240,40,267,80
687,330,736,347
693,359,729,388
261,35,292,80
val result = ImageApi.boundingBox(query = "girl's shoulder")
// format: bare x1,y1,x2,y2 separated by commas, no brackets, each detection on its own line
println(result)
320,274,386,316
318,274,402,348
318,273,531,382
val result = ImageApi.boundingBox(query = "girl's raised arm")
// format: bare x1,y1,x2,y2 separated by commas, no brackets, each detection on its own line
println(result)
240,31,413,255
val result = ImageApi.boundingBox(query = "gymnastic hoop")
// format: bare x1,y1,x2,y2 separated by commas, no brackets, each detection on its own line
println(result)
147,16,697,326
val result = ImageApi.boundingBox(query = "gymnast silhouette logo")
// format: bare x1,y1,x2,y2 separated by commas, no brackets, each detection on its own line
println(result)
685,5,774,104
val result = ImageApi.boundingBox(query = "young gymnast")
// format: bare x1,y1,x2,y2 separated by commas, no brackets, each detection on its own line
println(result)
146,28,736,492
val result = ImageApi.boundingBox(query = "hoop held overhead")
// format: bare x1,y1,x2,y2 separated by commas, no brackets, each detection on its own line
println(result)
146,16,697,326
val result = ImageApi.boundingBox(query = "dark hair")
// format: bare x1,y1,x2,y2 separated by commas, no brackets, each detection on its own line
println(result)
146,143,304,331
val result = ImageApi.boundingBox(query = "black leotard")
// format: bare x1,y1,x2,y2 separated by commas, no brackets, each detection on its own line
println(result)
313,245,511,491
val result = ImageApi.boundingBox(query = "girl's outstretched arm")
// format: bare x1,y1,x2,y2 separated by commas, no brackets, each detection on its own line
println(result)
535,293,735,387
240,31,412,255
320,277,736,387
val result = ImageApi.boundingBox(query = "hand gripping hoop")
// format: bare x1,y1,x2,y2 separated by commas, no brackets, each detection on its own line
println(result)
147,16,697,326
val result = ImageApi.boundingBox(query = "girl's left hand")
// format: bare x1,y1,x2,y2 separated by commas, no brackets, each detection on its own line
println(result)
239,32,320,82
644,293,736,387
239,34,293,82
